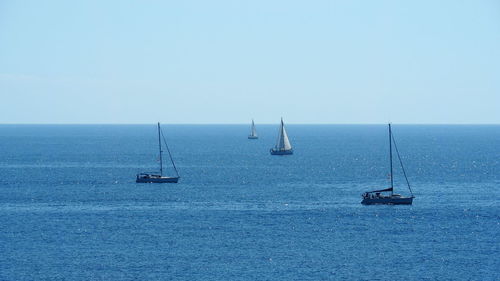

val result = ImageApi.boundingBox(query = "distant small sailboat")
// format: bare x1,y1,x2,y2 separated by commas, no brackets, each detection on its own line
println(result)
270,118,293,155
136,122,180,183
248,119,258,139
361,124,414,205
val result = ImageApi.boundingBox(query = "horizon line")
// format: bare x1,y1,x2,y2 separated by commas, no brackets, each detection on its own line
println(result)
0,123,499,126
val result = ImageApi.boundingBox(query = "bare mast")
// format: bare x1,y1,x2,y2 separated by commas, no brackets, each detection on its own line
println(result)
389,123,394,196
158,122,163,176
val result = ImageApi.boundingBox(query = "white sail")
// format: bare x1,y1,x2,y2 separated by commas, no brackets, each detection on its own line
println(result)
251,120,257,137
282,124,292,150
275,119,292,150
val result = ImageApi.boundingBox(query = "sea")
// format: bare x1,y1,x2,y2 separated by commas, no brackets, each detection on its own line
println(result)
0,124,498,280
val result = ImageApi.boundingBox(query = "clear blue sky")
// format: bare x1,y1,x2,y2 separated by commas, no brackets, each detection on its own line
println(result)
0,0,499,124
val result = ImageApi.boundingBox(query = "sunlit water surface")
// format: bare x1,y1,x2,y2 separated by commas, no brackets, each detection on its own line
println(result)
0,125,498,280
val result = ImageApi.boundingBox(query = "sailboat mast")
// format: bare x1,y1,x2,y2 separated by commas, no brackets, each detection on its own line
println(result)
158,122,163,176
389,123,394,195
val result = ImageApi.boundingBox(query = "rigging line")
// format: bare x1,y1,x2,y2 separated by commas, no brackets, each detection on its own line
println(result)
160,128,180,177
391,133,413,196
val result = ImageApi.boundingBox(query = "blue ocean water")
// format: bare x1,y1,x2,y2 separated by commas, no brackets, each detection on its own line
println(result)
0,124,498,280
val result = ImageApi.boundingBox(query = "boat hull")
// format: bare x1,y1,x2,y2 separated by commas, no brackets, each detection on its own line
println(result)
248,135,258,139
361,196,413,205
136,174,179,183
270,149,293,155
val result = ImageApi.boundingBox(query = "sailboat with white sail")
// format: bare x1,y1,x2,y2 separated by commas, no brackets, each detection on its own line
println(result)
270,118,293,155
361,124,414,205
248,119,258,139
136,122,180,183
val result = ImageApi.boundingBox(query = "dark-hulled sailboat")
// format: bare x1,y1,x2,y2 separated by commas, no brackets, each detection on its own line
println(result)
361,124,414,205
136,122,180,183
270,118,293,155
